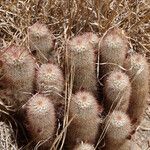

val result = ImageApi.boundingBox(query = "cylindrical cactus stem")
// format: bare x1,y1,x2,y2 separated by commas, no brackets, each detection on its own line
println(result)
119,140,141,150
65,91,101,149
0,45,36,107
67,35,97,95
73,142,95,150
104,111,132,150
28,22,54,63
0,121,18,149
24,94,56,149
124,53,149,125
36,63,64,106
104,70,131,113
99,27,128,78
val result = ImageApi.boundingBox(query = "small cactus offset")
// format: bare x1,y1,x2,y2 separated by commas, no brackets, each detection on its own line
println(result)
28,22,54,63
24,94,56,149
99,27,128,77
36,63,64,105
124,53,149,125
65,91,101,149
0,45,36,107
104,111,131,150
67,35,97,94
0,121,18,150
104,70,131,113
73,142,95,150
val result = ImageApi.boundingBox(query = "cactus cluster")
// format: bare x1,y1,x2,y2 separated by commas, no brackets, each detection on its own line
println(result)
0,23,148,150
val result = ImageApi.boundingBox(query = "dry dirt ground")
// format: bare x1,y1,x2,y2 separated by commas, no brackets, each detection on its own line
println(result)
133,102,150,150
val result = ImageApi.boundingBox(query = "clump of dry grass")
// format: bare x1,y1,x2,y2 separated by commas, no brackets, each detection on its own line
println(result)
0,0,150,150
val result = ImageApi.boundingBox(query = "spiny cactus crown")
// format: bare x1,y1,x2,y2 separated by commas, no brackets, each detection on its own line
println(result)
103,28,127,50
68,35,93,53
2,45,30,65
26,94,54,115
28,22,51,38
71,91,98,118
106,71,130,91
1,45,35,80
37,63,64,93
37,63,63,82
106,111,131,140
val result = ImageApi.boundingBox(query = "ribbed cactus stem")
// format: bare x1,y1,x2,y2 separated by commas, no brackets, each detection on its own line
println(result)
124,53,149,125
36,63,64,105
99,27,128,77
65,91,100,149
67,35,97,94
1,45,35,107
0,121,18,149
104,111,131,150
104,70,131,112
73,142,95,150
28,22,54,63
24,94,56,149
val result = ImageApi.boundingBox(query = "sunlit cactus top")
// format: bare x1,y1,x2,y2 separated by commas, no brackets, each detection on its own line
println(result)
36,63,64,94
28,22,53,43
106,111,131,141
70,91,99,118
105,71,130,91
1,45,35,80
68,35,93,53
100,27,128,51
